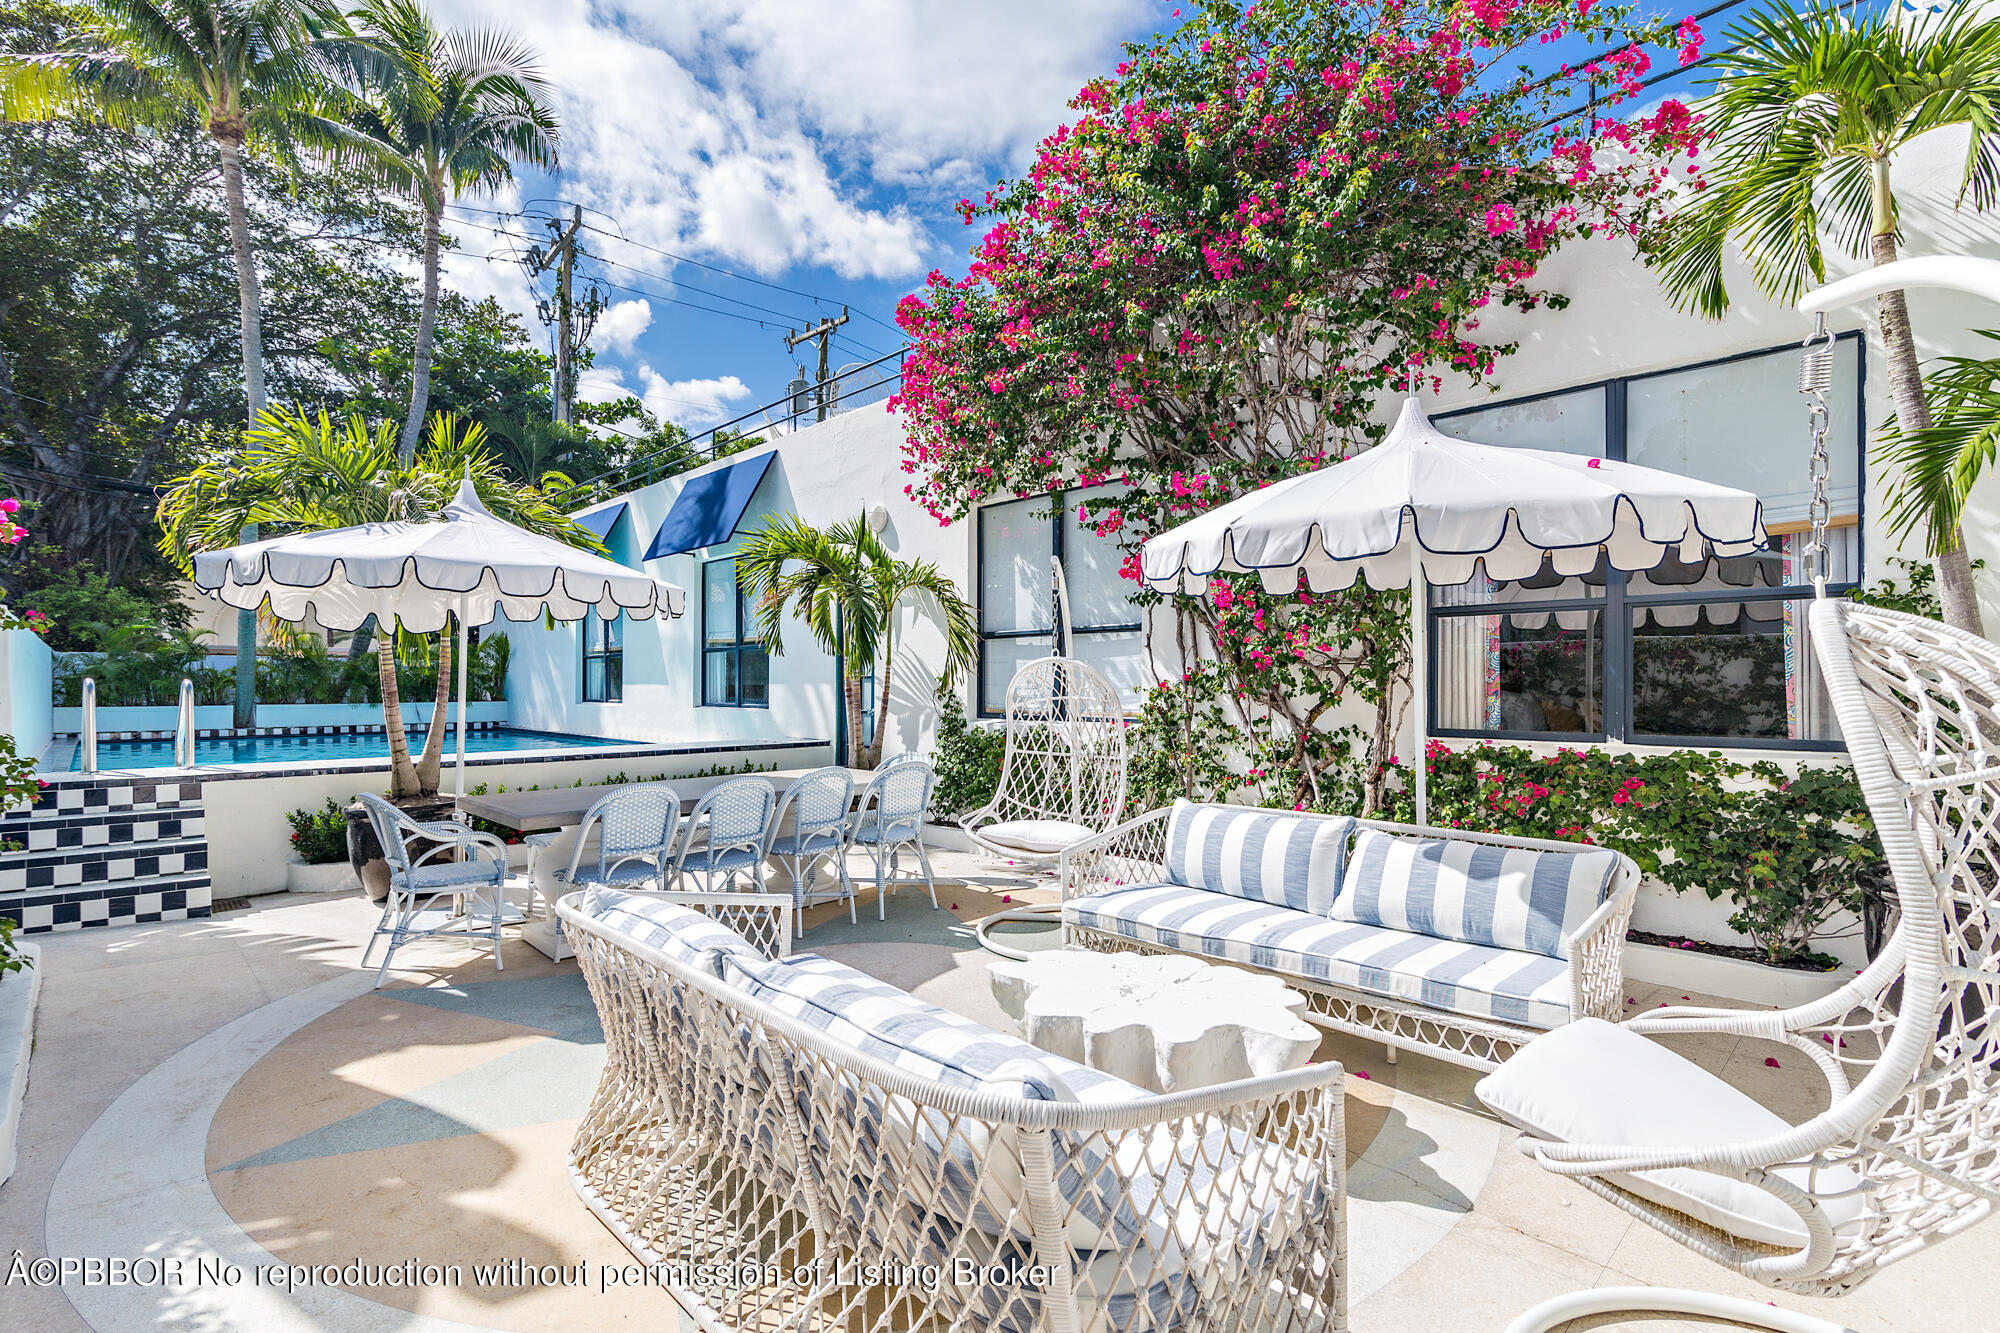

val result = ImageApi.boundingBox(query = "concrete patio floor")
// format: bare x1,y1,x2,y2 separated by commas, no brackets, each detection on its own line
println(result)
1,849,1989,1333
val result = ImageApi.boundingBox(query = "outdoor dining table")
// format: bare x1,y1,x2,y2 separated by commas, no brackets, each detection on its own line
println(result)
456,767,872,961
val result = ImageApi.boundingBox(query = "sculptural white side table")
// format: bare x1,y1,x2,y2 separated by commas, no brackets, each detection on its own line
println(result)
989,950,1320,1093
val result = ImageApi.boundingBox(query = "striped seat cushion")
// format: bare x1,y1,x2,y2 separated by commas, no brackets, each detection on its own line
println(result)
723,952,1152,1250
1066,883,1574,1031
576,886,765,977
1164,800,1354,914
1332,830,1618,960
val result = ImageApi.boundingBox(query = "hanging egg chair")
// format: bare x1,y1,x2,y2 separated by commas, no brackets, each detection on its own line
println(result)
965,559,1131,958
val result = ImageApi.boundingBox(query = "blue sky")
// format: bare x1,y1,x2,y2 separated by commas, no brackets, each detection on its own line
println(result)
429,0,1754,436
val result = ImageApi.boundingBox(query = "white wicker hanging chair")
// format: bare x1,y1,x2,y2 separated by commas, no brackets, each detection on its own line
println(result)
964,559,1130,959
1483,315,2000,1332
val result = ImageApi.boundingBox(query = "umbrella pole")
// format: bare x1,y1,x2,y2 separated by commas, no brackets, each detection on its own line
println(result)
454,594,469,799
1410,540,1429,828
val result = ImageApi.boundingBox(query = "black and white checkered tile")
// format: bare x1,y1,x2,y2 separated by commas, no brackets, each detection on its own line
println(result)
50,721,507,742
1,777,212,934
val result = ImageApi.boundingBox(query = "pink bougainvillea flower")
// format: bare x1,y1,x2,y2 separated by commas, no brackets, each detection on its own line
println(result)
1000,894,1013,904
1765,1057,1781,1068
1353,1070,1370,1081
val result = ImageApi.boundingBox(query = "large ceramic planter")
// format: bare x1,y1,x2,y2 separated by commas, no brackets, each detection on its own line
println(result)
0,944,42,1187
284,859,359,894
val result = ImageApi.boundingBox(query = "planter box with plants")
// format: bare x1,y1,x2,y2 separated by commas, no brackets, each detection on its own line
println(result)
284,799,359,893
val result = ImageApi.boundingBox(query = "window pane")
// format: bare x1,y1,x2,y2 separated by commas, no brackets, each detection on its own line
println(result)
705,650,736,705
1065,488,1139,629
981,634,1053,714
1437,611,1601,735
1631,600,1837,741
584,657,605,703
603,655,622,703
704,560,738,645
1627,339,1861,527
981,497,1052,634
604,611,622,649
1071,629,1149,713
1436,387,1606,455
740,648,769,705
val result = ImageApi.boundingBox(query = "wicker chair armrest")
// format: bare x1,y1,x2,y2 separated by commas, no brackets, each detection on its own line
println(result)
1057,806,1173,901
1565,868,1639,1023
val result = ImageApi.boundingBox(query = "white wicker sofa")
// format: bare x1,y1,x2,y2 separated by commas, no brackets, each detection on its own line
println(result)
1059,801,1640,1071
557,885,1349,1333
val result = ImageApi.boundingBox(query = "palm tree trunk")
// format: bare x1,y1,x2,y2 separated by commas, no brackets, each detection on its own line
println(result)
1869,162,1983,634
843,674,867,768
414,620,453,795
377,633,419,798
400,203,442,465
868,647,895,767
215,135,266,728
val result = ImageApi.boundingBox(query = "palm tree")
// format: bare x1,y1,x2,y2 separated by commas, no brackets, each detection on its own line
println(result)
157,404,598,798
736,512,978,768
2,0,347,724
1652,0,2000,635
325,0,558,462
1878,330,2000,568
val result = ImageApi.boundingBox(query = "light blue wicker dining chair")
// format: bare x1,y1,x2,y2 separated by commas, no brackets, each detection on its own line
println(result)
847,759,939,919
554,786,681,895
762,766,856,935
356,793,510,989
673,776,777,895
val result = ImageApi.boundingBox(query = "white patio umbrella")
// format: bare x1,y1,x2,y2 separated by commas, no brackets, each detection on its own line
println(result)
192,479,686,795
1140,398,1768,825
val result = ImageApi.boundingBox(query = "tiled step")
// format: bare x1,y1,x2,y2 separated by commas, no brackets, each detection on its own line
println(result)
2,776,211,934
0,872,213,932
1,837,210,894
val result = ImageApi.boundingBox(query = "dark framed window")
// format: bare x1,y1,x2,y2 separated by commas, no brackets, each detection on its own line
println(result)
1428,334,1864,750
976,487,1146,717
701,557,769,708
582,611,623,703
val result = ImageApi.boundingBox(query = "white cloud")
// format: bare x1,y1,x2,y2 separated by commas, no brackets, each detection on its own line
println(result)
426,0,1151,281
594,298,653,355
637,366,753,427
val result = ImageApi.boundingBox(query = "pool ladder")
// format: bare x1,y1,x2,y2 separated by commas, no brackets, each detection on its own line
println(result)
74,676,195,773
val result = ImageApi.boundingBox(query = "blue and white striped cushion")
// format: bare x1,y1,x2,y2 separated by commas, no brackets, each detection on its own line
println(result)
723,952,1152,1249
1332,830,1617,960
1066,883,1575,1030
1164,800,1354,914
577,886,764,977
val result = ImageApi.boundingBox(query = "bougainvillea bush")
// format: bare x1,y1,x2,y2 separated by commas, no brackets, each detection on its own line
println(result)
1387,740,1878,965
1,494,46,817
894,0,1706,812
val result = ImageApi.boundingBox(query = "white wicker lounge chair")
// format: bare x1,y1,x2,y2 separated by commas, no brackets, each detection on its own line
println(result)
962,656,1130,868
1479,599,2000,1332
558,885,1349,1332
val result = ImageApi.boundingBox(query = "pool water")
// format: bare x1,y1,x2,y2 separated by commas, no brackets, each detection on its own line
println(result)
74,726,631,772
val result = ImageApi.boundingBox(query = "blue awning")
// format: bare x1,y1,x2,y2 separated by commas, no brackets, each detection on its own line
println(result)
573,501,627,543
643,452,777,560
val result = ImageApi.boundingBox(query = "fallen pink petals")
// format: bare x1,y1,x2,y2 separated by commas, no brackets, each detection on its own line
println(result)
1765,1058,1781,1068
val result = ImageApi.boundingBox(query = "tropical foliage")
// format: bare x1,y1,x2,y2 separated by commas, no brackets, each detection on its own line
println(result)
735,512,979,768
0,497,44,817
1647,0,2000,634
285,797,351,863
893,0,1706,813
156,404,595,796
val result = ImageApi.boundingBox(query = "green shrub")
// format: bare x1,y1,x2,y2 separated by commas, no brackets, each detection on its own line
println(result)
0,916,32,985
931,689,1004,817
285,799,352,865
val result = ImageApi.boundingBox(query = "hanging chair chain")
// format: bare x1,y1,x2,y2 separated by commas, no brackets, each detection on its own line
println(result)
1800,312,1837,598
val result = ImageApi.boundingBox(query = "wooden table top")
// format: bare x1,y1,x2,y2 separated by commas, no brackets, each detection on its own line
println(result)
453,766,873,832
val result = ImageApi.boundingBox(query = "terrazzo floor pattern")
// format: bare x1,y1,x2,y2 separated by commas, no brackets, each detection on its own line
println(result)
10,853,1996,1332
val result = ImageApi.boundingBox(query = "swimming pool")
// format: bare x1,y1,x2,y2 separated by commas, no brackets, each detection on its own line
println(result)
73,726,631,772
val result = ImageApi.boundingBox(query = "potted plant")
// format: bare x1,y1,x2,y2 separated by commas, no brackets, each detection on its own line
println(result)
285,799,361,893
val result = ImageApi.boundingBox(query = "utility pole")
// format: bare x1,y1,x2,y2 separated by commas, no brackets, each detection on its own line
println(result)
785,306,850,423
530,206,586,425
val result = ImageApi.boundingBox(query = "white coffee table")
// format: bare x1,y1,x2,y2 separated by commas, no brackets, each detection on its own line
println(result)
988,950,1320,1094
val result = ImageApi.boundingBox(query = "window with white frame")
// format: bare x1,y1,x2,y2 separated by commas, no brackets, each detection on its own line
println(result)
701,557,769,707
1428,334,1863,749
581,610,622,703
977,488,1147,715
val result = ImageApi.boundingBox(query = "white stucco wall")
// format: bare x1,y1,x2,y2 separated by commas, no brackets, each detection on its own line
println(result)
0,628,52,766
501,405,972,762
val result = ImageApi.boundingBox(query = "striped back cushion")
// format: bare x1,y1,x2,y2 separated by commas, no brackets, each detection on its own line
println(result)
1332,830,1618,959
578,886,764,976
1164,800,1354,914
